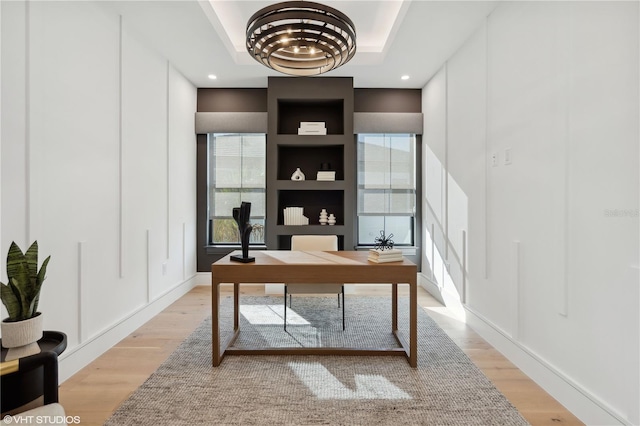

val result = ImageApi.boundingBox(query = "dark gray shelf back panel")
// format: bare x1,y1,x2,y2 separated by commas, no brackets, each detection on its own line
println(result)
277,99,344,134
278,145,344,180
277,189,344,226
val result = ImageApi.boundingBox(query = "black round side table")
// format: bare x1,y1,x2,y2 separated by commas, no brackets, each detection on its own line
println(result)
1,331,67,413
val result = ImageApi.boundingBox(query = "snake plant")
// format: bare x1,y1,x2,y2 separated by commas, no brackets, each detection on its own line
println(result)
0,241,51,322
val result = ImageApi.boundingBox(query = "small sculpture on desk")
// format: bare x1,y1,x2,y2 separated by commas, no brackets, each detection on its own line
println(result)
230,202,255,263
374,230,394,251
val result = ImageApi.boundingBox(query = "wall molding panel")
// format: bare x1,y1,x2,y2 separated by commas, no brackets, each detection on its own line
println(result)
77,241,88,343
146,229,152,304
511,240,520,341
166,60,171,261
118,14,125,279
182,222,187,281
483,18,490,280
25,1,32,243
443,63,449,263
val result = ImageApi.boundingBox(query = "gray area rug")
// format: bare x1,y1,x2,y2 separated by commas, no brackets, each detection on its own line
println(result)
105,296,529,425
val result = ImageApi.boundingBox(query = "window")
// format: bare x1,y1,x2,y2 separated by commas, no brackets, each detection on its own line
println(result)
357,134,416,246
207,133,266,245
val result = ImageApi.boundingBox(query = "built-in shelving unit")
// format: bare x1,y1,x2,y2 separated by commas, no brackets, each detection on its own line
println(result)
266,77,355,250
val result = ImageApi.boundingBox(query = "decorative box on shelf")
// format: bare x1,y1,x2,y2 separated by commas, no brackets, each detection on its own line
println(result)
298,121,327,135
283,207,309,225
316,171,336,181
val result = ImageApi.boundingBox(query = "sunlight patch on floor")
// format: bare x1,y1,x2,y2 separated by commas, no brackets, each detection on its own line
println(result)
240,304,310,325
425,305,466,323
289,362,412,400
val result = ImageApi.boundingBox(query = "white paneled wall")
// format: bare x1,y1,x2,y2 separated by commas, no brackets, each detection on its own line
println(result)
1,1,197,381
422,2,639,425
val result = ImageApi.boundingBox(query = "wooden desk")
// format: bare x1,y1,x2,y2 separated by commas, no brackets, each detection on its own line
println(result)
211,251,418,367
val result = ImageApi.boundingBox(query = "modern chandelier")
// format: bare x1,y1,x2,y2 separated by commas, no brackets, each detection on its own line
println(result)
246,1,357,76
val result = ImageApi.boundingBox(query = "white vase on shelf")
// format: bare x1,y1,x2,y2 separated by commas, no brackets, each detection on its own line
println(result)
319,209,328,225
327,213,336,226
291,168,305,181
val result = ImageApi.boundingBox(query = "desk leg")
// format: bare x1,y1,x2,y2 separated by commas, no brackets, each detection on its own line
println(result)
410,281,417,368
212,281,221,367
234,283,240,330
392,283,398,331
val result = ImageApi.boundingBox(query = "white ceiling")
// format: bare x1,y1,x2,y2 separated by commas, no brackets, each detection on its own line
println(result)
106,0,498,89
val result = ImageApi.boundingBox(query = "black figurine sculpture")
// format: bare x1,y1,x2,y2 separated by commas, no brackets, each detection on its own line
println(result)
230,201,255,263
374,230,395,251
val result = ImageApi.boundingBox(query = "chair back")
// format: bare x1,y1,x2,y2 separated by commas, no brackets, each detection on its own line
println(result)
291,235,338,251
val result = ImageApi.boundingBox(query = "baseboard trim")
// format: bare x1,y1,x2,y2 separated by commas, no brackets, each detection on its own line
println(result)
418,273,444,304
196,271,210,285
463,305,629,426
58,274,198,383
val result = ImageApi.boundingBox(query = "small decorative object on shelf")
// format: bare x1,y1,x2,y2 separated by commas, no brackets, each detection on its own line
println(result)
284,207,309,225
230,202,255,263
374,230,395,251
327,213,336,226
317,171,336,181
319,209,328,225
298,122,327,135
291,167,305,181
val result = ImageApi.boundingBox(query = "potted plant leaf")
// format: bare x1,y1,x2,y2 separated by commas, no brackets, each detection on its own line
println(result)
1,241,51,360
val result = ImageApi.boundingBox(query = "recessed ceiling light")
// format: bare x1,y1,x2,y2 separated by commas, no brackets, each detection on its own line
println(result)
208,74,217,80
401,75,410,80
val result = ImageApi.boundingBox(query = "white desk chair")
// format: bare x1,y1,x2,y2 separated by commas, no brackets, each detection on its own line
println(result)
285,235,345,330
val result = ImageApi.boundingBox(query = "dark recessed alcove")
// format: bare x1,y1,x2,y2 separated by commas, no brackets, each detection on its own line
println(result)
278,145,344,180
277,99,344,135
277,190,344,226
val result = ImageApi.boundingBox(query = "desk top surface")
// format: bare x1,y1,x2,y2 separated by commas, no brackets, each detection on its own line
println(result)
213,250,415,267
211,251,417,285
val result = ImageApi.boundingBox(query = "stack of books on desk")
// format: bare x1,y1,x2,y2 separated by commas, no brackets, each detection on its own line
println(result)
368,248,403,263
298,122,327,135
316,171,336,181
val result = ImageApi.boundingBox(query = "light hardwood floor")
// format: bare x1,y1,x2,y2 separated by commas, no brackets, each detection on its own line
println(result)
59,284,584,425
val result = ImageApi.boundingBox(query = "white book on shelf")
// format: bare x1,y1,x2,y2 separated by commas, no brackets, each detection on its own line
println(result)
316,171,336,181
299,121,325,129
298,128,327,135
